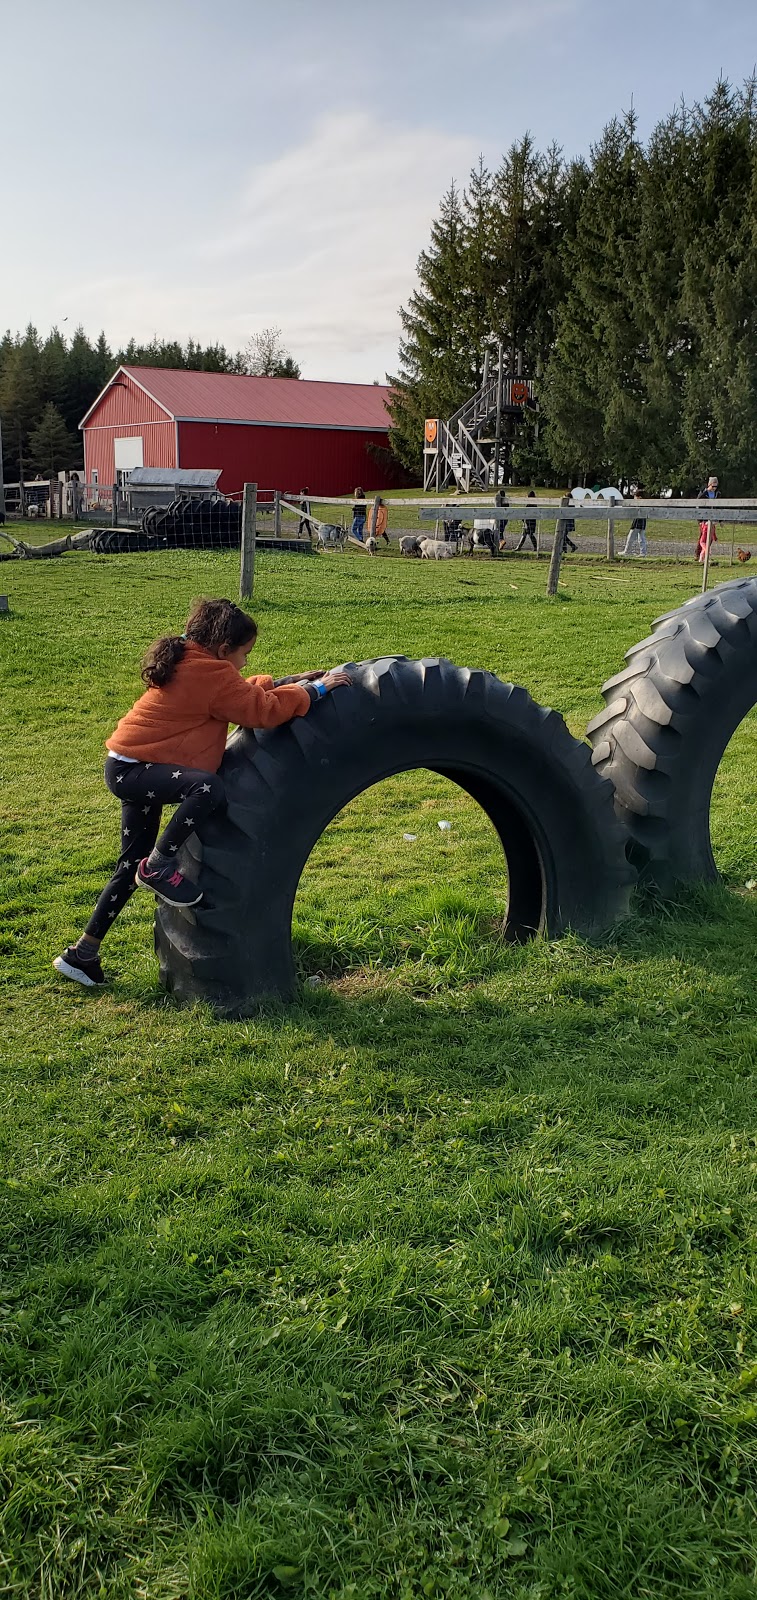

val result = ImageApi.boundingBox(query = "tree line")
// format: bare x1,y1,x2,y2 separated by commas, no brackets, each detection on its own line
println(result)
389,78,757,493
0,327,300,483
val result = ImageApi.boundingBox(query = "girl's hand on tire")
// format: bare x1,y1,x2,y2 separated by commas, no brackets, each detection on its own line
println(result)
322,670,351,691
294,670,326,682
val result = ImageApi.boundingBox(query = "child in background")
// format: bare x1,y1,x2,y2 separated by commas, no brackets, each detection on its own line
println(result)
560,494,577,553
516,490,538,551
54,598,350,987
371,497,390,545
622,488,648,557
297,487,313,540
351,488,367,541
697,475,719,562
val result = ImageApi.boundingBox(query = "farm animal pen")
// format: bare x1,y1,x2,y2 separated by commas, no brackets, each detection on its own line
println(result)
5,489,757,602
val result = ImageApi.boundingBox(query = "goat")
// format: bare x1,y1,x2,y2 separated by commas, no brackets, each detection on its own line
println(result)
467,523,498,556
400,535,421,557
365,535,378,556
317,523,345,551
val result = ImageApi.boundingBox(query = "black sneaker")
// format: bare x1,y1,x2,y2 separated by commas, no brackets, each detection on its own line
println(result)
135,858,203,908
53,946,106,987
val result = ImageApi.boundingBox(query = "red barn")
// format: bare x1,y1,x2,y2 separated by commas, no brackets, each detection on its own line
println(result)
80,366,397,496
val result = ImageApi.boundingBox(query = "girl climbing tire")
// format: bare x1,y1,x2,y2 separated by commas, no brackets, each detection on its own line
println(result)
156,656,633,1014
588,577,757,890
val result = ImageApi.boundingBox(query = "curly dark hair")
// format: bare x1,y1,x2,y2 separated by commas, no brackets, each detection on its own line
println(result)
141,598,257,687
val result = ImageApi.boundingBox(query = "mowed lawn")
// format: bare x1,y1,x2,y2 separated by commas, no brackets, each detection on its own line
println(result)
1,548,757,1599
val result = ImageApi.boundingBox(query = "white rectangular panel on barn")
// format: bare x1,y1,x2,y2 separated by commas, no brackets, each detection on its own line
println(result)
114,436,144,471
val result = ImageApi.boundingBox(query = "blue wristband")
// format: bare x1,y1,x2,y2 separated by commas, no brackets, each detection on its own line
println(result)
315,680,328,699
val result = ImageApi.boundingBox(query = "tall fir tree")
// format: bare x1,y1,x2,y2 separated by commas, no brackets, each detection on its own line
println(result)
28,403,79,477
389,181,490,470
542,113,645,484
64,327,105,435
489,135,544,368
0,326,43,481
629,104,696,490
679,80,757,489
40,328,69,416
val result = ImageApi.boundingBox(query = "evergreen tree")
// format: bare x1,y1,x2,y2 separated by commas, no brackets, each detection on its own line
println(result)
94,332,113,389
0,326,43,481
117,337,187,370
389,182,483,469
40,328,68,415
679,80,757,489
489,135,544,368
390,149,572,476
64,326,104,433
511,145,582,482
460,157,499,370
28,403,79,477
629,104,695,491
542,113,645,484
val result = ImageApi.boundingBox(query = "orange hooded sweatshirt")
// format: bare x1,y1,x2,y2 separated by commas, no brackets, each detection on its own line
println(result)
106,640,312,773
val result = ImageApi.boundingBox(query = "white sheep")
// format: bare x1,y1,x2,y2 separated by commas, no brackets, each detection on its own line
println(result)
419,537,458,560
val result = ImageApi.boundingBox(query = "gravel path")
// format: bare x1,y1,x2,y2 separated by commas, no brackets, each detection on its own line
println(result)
386,525,722,561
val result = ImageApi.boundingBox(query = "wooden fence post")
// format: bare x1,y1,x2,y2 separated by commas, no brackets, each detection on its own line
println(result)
546,518,564,596
240,482,257,600
274,490,281,539
369,495,380,540
606,515,615,562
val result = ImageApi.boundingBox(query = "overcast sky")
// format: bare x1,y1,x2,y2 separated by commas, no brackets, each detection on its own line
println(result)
2,0,754,382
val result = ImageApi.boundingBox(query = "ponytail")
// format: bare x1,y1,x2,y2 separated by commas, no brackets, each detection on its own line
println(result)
141,635,186,687
140,598,257,688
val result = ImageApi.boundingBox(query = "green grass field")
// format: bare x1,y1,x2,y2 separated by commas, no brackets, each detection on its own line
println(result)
2,548,757,1599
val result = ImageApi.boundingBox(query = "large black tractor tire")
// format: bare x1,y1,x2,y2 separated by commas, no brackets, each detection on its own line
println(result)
89,529,118,553
89,529,152,554
588,577,757,891
156,656,633,1015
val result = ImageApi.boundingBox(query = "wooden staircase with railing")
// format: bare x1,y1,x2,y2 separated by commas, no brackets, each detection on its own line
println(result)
423,365,535,492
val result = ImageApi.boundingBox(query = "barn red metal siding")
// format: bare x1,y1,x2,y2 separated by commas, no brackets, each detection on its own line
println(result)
83,373,176,483
177,421,395,496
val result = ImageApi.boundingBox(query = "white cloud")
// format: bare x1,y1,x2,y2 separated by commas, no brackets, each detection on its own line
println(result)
66,111,475,382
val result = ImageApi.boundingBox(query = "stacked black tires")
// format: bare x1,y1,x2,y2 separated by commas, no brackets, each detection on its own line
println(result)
90,496,242,554
89,529,157,554
141,495,241,549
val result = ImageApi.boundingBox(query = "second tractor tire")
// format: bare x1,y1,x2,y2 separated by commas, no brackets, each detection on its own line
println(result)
588,577,757,890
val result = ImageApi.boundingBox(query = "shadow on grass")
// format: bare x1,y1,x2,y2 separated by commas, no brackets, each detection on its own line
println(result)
282,881,757,1110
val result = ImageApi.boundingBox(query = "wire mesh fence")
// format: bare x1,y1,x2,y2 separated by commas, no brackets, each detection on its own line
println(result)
82,488,317,554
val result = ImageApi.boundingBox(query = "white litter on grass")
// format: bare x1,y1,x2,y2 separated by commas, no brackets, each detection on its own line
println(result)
746,879,757,891
438,820,452,831
306,974,324,987
403,833,417,841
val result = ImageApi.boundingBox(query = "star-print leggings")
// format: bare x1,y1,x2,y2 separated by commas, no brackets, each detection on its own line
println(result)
84,756,225,939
